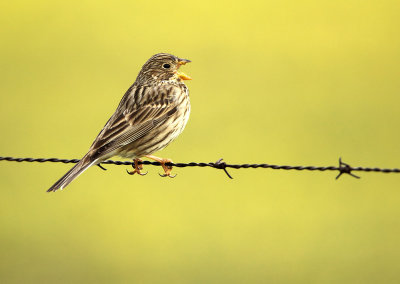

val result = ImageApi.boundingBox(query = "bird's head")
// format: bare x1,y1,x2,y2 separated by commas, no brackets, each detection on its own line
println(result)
136,53,191,84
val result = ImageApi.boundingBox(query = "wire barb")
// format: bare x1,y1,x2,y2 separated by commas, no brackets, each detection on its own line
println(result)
97,164,107,171
336,157,360,180
212,158,233,179
0,156,399,179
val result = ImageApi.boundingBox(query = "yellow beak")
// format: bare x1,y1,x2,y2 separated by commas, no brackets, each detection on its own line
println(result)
177,71,192,80
178,58,191,65
177,58,192,80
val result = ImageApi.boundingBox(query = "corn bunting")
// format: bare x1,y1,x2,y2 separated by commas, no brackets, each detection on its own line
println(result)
47,53,191,192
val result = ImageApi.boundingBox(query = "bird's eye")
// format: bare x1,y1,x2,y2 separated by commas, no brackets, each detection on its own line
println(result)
162,63,171,69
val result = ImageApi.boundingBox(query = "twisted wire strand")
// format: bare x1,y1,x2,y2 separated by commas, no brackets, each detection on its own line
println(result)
1,156,399,179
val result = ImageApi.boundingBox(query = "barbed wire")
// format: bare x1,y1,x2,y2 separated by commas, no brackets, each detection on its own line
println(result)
1,156,399,180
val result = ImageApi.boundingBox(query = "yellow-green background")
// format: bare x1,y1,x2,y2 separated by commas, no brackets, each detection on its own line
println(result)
1,0,399,283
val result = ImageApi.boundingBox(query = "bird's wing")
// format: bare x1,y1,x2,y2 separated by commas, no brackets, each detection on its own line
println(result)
88,84,183,158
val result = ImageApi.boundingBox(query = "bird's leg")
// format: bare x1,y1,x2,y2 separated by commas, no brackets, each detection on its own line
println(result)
144,155,176,178
126,158,148,176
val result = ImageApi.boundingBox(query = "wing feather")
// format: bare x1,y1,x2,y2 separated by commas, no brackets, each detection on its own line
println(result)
88,84,181,158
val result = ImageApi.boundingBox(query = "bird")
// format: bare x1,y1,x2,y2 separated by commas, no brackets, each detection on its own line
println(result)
47,53,192,192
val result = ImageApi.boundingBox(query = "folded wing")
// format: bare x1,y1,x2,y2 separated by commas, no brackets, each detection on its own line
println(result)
87,84,181,159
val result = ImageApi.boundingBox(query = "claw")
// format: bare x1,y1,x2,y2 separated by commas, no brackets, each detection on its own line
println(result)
158,172,177,178
126,158,148,176
127,169,148,176
145,155,176,178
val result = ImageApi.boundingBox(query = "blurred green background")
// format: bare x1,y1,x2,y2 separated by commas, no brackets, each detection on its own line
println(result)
1,0,400,283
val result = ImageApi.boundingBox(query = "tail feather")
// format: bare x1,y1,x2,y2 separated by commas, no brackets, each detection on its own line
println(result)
47,157,96,192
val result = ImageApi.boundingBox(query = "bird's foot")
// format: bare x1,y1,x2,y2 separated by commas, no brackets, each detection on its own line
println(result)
145,155,176,178
126,158,148,176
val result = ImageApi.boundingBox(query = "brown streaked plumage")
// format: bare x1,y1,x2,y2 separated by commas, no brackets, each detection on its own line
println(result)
47,53,191,192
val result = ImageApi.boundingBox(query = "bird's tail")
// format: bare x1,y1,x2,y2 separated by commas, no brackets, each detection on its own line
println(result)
47,155,96,192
